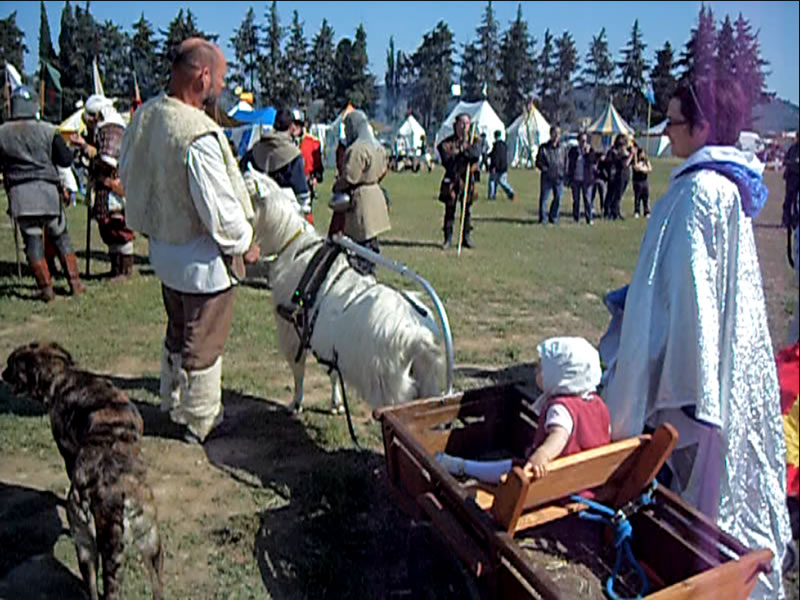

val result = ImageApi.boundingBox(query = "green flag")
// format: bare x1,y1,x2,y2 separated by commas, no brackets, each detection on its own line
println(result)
41,61,62,122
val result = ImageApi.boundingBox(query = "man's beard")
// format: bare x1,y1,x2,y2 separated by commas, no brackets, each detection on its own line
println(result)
202,91,219,112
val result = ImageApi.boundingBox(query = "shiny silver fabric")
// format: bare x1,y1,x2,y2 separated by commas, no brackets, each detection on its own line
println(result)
603,146,791,599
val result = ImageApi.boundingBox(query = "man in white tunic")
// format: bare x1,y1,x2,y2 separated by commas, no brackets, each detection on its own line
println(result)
603,76,791,599
120,38,260,443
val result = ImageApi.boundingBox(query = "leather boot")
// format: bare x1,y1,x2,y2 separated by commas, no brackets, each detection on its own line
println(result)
29,258,55,302
60,253,86,296
462,232,474,249
110,254,133,282
442,222,454,249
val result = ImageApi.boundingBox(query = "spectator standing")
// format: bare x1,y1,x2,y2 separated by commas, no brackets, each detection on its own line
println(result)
632,146,652,218
535,126,567,224
488,130,515,201
566,132,596,224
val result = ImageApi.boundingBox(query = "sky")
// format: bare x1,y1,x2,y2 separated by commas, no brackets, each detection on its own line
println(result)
5,0,800,105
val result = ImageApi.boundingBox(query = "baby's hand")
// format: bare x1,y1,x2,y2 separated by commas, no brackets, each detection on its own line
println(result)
523,460,548,480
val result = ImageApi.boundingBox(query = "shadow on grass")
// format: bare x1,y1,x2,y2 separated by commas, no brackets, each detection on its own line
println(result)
382,237,443,249
472,215,537,225
0,482,86,600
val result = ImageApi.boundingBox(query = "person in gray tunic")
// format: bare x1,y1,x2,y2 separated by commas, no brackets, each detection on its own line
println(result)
0,86,85,302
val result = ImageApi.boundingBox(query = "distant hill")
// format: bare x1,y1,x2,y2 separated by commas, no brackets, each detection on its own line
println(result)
751,98,799,135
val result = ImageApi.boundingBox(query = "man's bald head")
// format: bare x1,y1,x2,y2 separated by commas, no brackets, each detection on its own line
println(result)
169,38,226,109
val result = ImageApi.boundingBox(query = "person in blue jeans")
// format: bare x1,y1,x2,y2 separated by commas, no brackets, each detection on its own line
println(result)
535,126,567,224
488,130,515,201
567,132,597,224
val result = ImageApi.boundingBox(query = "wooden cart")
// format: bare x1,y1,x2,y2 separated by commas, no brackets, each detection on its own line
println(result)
374,383,773,599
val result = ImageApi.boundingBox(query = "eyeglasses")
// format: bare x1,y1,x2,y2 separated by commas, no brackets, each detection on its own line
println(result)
665,118,690,129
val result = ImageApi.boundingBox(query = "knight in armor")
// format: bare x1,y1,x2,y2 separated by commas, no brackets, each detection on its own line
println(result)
71,95,136,280
0,86,85,301
437,113,481,249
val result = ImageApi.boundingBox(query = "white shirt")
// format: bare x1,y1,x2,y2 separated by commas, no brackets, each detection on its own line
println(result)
149,134,253,294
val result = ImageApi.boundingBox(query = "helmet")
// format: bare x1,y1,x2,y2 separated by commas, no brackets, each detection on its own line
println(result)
84,94,114,117
291,108,305,123
10,86,37,119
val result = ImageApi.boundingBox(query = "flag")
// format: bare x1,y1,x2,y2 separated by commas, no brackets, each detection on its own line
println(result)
92,58,105,96
5,62,23,93
132,69,142,112
643,82,656,106
481,82,488,98
41,61,62,122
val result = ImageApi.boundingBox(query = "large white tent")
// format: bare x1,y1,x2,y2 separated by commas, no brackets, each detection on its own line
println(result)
636,119,672,157
434,100,505,153
324,104,355,168
506,104,551,168
395,114,426,155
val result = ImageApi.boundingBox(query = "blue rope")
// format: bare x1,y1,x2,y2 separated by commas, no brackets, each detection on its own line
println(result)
569,481,658,600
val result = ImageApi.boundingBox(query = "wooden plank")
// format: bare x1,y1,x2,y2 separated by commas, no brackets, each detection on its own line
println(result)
392,437,433,502
492,436,647,531
644,548,773,600
416,492,492,578
492,465,531,534
512,501,588,533
612,424,678,507
495,532,564,600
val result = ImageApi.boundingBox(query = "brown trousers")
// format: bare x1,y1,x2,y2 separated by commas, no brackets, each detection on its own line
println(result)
161,284,236,371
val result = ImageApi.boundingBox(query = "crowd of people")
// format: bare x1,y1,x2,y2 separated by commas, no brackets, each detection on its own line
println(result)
0,35,796,599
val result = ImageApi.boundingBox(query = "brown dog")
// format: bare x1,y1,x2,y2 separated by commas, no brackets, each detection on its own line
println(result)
3,342,163,600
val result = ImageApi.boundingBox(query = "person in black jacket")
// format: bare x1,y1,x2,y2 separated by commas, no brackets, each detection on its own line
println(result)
535,126,567,224
488,130,515,201
566,132,597,223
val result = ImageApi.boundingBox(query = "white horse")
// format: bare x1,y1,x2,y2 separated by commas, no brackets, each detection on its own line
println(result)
247,171,444,413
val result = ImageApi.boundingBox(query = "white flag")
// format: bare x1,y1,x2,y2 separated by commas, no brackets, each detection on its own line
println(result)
5,62,23,92
92,58,105,96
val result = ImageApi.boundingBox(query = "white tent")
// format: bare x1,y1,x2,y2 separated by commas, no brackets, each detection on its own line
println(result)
434,100,505,153
636,119,672,157
506,104,551,168
738,131,765,154
395,114,426,155
324,104,355,168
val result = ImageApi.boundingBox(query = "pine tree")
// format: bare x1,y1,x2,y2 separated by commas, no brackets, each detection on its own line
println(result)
309,18,335,119
554,31,578,124
537,29,556,120
460,42,481,101
38,1,57,64
229,7,260,95
283,10,309,108
474,1,502,108
650,41,676,121
57,0,83,111
96,20,130,100
582,27,613,115
351,24,376,112
615,19,649,122
0,11,28,119
715,15,736,81
130,14,160,100
733,13,770,124
409,21,454,131
259,0,285,105
679,5,716,82
158,8,216,92
385,36,398,123
499,3,537,123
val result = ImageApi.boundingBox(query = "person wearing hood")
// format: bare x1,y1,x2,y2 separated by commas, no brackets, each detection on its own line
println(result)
329,110,390,276
241,108,311,222
602,76,791,600
435,337,610,484
70,94,136,280
0,86,85,301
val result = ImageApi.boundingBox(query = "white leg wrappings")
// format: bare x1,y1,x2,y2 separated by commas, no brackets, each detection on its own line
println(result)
172,357,223,441
159,344,182,414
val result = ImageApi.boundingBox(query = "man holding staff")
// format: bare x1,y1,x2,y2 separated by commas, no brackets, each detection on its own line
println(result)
437,113,481,250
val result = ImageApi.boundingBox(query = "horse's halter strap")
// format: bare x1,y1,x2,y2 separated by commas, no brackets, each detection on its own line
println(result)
262,227,305,263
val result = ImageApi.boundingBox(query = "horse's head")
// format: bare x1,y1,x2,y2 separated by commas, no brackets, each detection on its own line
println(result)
246,167,309,255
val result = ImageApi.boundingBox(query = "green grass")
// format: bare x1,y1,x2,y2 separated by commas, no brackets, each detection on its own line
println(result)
0,160,795,599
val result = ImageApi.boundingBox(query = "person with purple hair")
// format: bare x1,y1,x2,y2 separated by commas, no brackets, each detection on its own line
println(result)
603,76,792,599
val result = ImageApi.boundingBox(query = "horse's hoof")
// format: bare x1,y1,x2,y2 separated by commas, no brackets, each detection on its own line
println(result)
331,405,345,415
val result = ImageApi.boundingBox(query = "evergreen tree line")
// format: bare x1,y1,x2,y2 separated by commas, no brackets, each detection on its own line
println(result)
0,1,772,130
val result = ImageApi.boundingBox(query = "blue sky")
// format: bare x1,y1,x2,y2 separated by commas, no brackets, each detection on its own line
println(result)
6,1,799,105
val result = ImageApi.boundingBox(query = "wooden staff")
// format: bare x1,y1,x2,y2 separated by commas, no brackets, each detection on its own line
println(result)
457,124,477,256
85,185,93,277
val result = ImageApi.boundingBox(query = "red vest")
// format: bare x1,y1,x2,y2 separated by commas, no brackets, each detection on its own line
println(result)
299,134,322,177
529,393,611,458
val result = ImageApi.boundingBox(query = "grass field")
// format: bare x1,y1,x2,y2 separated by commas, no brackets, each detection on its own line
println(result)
0,160,796,598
